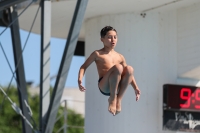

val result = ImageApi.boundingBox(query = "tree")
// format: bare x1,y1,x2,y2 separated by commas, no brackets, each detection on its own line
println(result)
0,86,84,133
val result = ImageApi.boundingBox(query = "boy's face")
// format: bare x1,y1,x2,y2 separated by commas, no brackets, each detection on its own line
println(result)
101,30,117,48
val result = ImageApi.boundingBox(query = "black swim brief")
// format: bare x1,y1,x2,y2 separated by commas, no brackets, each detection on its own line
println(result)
98,77,110,96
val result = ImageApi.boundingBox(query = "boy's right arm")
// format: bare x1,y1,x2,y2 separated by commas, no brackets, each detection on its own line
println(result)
78,51,97,92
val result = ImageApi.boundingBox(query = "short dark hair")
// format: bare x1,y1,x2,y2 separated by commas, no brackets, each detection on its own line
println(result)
100,26,117,38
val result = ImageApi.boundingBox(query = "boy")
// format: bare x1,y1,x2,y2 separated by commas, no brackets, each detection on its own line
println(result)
78,26,141,116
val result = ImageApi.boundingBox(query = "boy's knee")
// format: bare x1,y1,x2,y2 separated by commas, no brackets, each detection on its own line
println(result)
124,65,134,74
113,64,123,74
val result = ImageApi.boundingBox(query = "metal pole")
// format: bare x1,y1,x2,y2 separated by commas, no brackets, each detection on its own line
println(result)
9,6,32,133
44,0,88,132
40,0,51,132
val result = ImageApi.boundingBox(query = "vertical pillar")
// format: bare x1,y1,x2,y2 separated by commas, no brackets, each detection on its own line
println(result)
44,0,88,132
9,6,32,133
40,0,51,132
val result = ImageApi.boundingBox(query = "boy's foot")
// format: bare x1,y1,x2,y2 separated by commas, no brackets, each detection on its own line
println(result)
116,99,121,115
108,96,117,116
116,111,120,115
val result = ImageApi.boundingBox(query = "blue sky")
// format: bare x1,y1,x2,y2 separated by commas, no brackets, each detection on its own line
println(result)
0,27,85,88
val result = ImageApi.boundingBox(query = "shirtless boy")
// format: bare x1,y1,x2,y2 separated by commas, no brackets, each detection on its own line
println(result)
78,26,141,116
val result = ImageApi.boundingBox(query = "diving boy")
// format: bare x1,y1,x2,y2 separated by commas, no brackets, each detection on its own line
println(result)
78,26,141,116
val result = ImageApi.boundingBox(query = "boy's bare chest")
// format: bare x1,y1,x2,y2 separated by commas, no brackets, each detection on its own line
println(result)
97,54,122,64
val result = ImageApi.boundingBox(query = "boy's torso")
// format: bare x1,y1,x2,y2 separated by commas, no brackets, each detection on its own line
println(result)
95,49,123,77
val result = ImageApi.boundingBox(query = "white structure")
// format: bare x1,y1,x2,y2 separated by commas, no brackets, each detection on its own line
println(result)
18,0,200,133
84,3,200,133
29,88,85,116
61,88,85,116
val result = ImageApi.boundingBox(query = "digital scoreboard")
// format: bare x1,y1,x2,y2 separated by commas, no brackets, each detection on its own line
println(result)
163,84,200,111
163,84,200,132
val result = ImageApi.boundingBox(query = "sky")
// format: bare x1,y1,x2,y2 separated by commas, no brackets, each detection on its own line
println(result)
0,26,85,88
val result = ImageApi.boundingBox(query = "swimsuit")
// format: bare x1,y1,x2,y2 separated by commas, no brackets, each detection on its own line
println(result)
98,77,110,96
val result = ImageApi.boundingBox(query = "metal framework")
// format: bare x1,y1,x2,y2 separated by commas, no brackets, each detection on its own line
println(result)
0,0,26,11
40,0,51,132
0,0,87,133
9,6,32,133
44,0,88,132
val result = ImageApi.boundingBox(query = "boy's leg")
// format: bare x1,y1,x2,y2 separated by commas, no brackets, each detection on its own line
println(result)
98,64,123,115
116,66,133,113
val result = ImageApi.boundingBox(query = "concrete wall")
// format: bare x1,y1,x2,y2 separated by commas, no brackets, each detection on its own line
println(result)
61,89,85,116
84,2,200,132
84,11,177,133
177,2,200,79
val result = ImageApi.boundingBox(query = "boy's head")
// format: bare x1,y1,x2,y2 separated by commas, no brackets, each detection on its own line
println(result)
100,26,117,38
100,26,118,48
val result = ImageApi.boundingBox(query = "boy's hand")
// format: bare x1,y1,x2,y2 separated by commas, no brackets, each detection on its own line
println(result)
78,80,86,92
134,88,141,101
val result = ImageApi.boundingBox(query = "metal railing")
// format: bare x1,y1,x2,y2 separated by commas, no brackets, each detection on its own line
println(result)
55,99,85,133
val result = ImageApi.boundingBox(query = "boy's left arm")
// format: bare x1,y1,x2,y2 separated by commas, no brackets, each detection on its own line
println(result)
131,75,141,101
121,54,141,101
